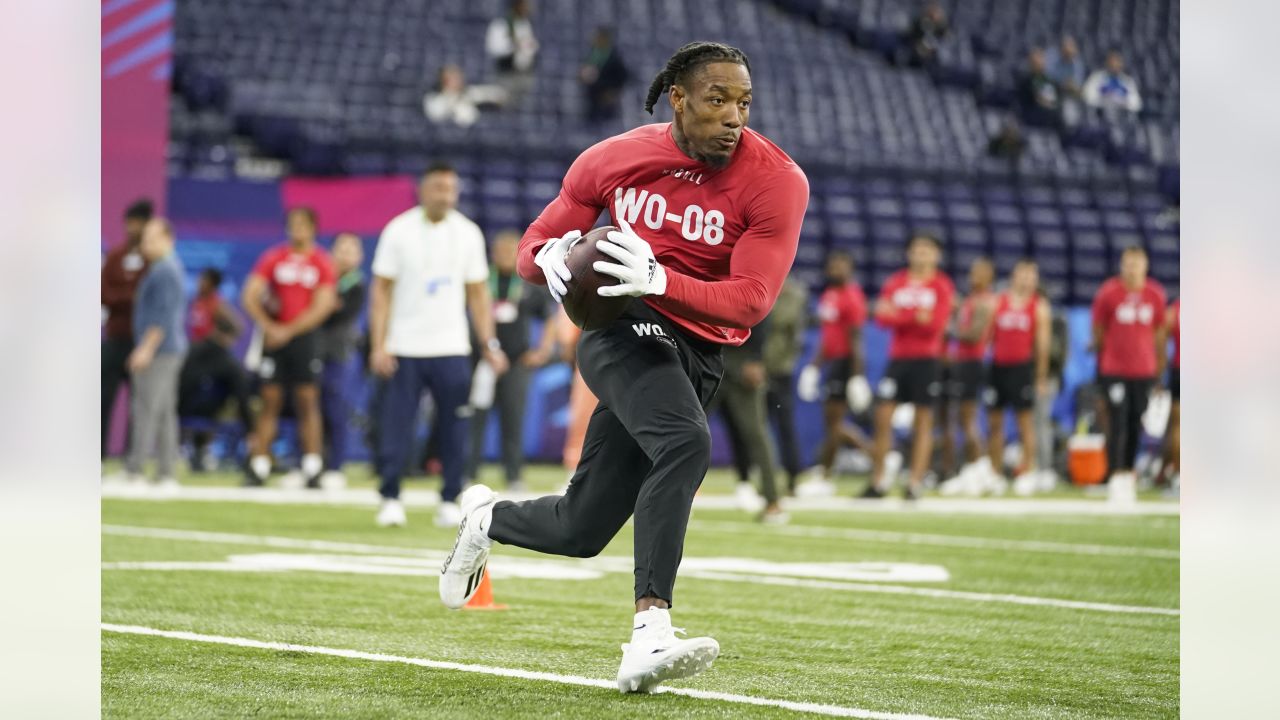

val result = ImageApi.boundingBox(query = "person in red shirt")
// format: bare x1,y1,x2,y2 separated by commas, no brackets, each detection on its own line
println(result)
798,250,870,494
437,43,807,691
178,268,251,470
939,257,995,490
1162,298,1180,485
101,199,153,458
867,233,955,500
1091,245,1167,487
240,207,338,488
986,259,1051,495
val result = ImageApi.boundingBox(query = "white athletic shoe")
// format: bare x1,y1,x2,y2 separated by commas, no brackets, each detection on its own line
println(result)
438,485,497,609
616,607,719,693
1036,469,1059,493
1107,472,1137,507
435,501,463,527
279,470,305,491
1012,471,1040,497
376,498,407,527
156,477,181,496
939,461,978,497
795,468,836,498
734,482,765,513
319,470,347,491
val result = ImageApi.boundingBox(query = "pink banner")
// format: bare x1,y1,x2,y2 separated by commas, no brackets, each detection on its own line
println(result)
281,176,419,236
101,0,173,246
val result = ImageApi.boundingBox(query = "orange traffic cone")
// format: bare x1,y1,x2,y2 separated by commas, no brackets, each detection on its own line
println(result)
462,569,507,611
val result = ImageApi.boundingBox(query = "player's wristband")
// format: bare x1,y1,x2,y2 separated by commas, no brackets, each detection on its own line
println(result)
485,338,502,352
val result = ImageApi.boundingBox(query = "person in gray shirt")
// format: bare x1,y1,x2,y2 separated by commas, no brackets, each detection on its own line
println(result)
125,218,188,488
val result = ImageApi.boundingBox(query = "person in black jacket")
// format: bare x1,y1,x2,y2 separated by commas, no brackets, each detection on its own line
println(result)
579,27,631,124
317,233,367,487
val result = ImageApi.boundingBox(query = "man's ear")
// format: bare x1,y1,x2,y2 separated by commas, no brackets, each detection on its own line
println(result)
668,84,685,115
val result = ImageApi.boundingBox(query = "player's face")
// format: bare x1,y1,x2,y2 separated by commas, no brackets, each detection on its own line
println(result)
420,171,460,218
825,255,851,282
287,211,316,245
140,220,170,260
671,62,751,169
1012,263,1039,293
333,234,363,271
1120,251,1148,284
969,260,994,288
907,239,940,272
124,217,147,244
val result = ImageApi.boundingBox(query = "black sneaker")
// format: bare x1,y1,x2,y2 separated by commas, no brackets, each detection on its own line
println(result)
242,472,265,488
858,484,886,499
305,473,322,490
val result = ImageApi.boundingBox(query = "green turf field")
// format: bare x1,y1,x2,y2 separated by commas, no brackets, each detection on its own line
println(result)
102,464,1179,719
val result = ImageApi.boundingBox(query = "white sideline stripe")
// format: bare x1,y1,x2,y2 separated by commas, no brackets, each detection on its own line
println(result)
105,525,1179,617
690,520,1179,560
101,483,1180,516
686,572,1180,617
101,624,953,720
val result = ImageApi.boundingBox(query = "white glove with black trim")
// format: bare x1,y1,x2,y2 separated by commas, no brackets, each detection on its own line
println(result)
846,375,872,413
533,229,581,303
593,220,668,298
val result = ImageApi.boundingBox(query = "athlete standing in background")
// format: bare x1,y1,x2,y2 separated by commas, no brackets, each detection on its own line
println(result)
986,259,1052,495
940,257,997,494
241,208,337,489
797,250,870,497
1091,246,1167,496
866,233,954,500
438,42,808,693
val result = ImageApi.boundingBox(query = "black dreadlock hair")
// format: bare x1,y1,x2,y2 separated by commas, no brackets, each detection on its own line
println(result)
643,41,751,115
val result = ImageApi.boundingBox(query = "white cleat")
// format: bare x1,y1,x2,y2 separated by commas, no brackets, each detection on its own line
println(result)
438,485,497,609
279,470,305,491
881,451,904,489
156,477,181,496
435,501,463,527
1036,469,1059,493
794,469,836,498
1012,471,1040,497
616,607,719,693
734,482,765,513
319,470,347,491
376,498,407,527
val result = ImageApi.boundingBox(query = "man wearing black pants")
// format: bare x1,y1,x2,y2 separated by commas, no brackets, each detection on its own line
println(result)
762,275,807,493
101,199,153,457
1091,246,1167,501
438,42,808,694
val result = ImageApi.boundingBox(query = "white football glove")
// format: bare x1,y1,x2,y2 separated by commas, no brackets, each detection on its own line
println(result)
797,364,821,402
846,375,872,413
593,220,668,297
533,229,581,303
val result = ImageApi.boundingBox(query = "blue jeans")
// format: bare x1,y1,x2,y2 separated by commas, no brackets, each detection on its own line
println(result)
376,355,471,502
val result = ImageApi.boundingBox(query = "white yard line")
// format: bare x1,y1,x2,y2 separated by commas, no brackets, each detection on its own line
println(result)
104,525,1179,617
684,572,1180,617
689,520,1178,559
101,483,1180,516
102,624,955,720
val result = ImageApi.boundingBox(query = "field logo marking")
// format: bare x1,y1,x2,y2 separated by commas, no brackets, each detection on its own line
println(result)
102,623,956,720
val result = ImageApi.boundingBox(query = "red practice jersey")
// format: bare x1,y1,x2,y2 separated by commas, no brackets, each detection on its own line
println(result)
876,270,955,360
991,292,1037,365
187,292,220,342
517,123,810,345
950,290,993,362
1092,277,1167,378
1169,299,1180,369
817,282,867,361
251,243,337,324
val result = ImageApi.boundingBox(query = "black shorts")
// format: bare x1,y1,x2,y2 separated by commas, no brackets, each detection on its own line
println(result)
1169,367,1179,401
259,331,322,385
823,357,853,402
986,362,1035,410
876,358,942,406
947,359,985,402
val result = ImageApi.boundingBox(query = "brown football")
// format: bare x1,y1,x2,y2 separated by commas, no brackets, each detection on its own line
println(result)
561,225,632,331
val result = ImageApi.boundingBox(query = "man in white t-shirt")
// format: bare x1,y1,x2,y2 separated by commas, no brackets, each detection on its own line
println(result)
369,163,509,527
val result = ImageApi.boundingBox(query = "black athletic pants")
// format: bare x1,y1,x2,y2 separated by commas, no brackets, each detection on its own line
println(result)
1099,375,1153,473
489,301,723,605
765,372,802,488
